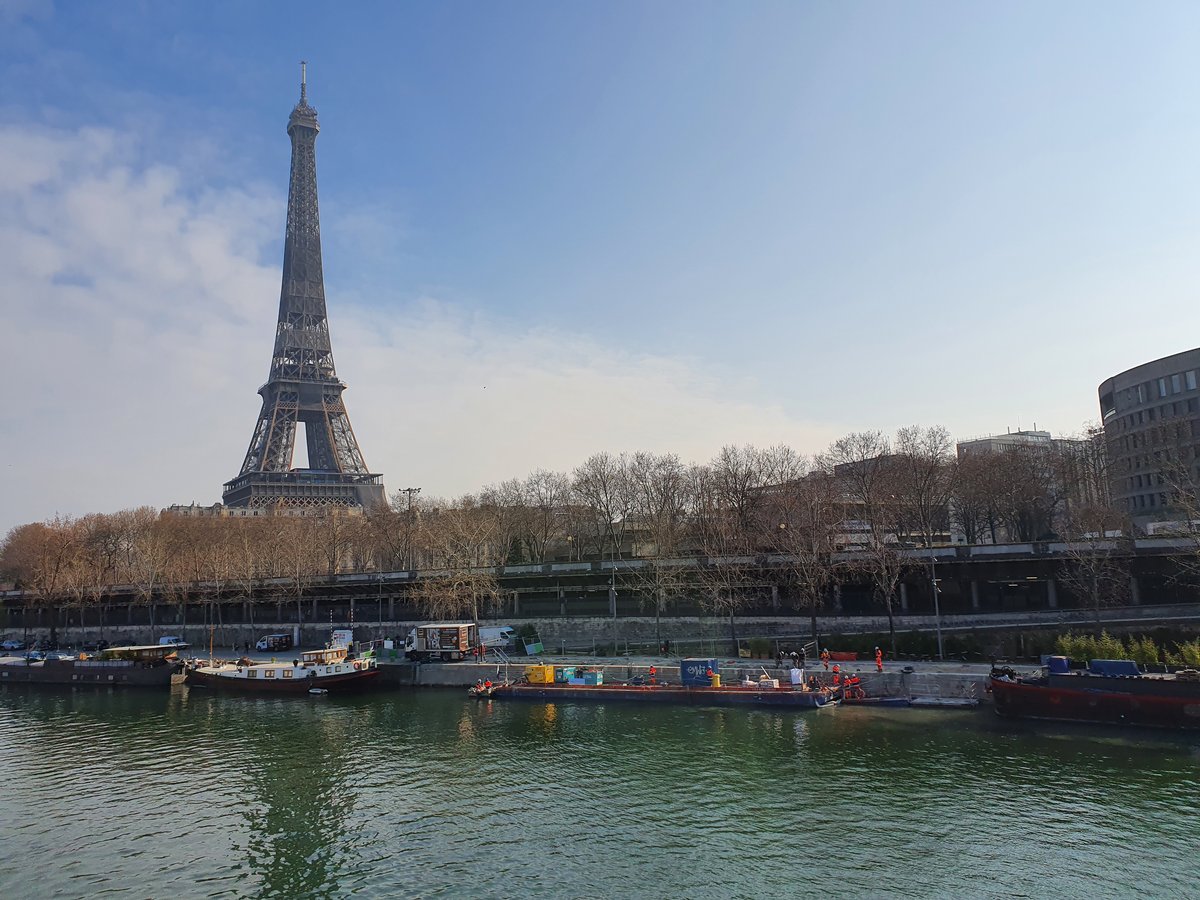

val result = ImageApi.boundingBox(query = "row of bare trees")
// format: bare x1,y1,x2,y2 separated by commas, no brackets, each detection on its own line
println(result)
1,424,1125,649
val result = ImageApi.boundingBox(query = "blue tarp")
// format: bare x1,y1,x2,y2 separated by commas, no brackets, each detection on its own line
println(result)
1088,659,1141,677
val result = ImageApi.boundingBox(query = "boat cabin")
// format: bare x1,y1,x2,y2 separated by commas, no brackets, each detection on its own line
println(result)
99,644,187,663
301,647,348,666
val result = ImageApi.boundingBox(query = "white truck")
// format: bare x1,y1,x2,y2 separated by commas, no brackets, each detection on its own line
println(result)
405,623,480,662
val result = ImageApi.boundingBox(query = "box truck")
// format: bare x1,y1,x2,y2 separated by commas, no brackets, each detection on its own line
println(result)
404,623,480,662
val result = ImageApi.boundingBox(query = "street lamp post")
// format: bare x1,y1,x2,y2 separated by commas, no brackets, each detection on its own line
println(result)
930,551,944,660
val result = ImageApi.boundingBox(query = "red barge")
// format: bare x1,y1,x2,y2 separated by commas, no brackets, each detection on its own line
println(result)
990,657,1200,730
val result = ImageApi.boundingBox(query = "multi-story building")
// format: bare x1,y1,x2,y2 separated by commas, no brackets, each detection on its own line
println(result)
1099,348,1200,527
952,428,1108,543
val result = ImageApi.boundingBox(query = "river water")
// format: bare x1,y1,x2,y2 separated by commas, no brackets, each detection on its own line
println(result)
0,686,1196,899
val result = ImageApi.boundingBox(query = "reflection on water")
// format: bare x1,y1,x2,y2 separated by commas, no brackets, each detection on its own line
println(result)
1,686,1198,898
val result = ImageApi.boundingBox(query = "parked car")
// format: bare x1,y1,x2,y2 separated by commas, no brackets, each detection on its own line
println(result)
158,636,185,646
1,639,25,651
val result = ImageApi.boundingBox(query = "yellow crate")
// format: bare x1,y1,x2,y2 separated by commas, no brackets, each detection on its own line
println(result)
525,665,555,684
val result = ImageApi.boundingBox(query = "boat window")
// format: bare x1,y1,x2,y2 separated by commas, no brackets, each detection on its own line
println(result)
247,669,257,677
265,669,276,678
283,669,293,678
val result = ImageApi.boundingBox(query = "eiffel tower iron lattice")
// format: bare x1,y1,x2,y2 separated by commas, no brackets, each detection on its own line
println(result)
223,64,385,510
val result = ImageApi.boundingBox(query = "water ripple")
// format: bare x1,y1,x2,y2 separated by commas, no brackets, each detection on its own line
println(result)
2,688,1199,898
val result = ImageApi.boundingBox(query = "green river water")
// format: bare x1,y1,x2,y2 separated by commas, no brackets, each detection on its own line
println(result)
0,686,1196,899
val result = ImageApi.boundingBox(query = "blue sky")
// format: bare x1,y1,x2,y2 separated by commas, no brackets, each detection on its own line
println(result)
3,1,1200,533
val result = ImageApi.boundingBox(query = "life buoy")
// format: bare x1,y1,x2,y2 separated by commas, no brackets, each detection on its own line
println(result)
353,661,362,671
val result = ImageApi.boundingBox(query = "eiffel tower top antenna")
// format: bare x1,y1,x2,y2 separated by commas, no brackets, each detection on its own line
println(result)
300,60,307,103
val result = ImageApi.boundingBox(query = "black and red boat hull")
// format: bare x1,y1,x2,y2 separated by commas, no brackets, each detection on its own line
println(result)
184,667,379,694
990,675,1200,730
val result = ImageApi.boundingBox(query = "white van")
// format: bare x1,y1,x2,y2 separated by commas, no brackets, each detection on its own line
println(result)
255,633,293,652
479,626,517,649
158,636,185,646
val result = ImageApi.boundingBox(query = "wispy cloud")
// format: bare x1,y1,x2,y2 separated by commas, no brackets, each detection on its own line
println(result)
0,122,838,534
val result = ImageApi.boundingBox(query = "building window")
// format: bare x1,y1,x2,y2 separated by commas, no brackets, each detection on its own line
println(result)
1189,371,1198,391
1172,374,1182,394
1149,407,1156,421
1159,378,1168,397
1139,384,1147,403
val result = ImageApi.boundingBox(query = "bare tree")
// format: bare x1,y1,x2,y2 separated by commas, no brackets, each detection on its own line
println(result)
768,467,841,643
893,425,954,547
572,453,633,559
952,450,1003,544
1056,505,1133,624
994,445,1064,541
822,431,910,654
479,478,533,565
627,452,697,642
116,508,171,639
0,516,79,646
691,447,778,652
523,469,571,563
412,496,504,624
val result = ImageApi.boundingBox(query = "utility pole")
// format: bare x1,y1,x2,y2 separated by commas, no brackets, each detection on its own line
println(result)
399,487,421,569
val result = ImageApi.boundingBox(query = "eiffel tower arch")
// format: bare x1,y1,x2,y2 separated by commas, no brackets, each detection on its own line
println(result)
223,65,386,510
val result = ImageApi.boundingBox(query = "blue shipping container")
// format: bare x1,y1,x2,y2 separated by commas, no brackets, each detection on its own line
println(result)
1045,656,1070,674
680,658,718,686
584,671,603,686
555,666,576,683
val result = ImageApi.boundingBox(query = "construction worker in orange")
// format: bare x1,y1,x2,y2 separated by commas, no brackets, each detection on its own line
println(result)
649,665,657,685
820,648,830,670
875,646,884,673
705,666,714,686
832,663,841,685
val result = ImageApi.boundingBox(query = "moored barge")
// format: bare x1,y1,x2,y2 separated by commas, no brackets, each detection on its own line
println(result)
478,659,840,710
487,682,839,708
0,644,184,688
990,657,1200,730
185,644,379,694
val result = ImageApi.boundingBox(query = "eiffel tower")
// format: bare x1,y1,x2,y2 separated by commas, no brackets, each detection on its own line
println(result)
223,64,385,510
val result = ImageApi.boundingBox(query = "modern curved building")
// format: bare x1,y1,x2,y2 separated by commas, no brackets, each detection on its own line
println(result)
1099,348,1200,526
